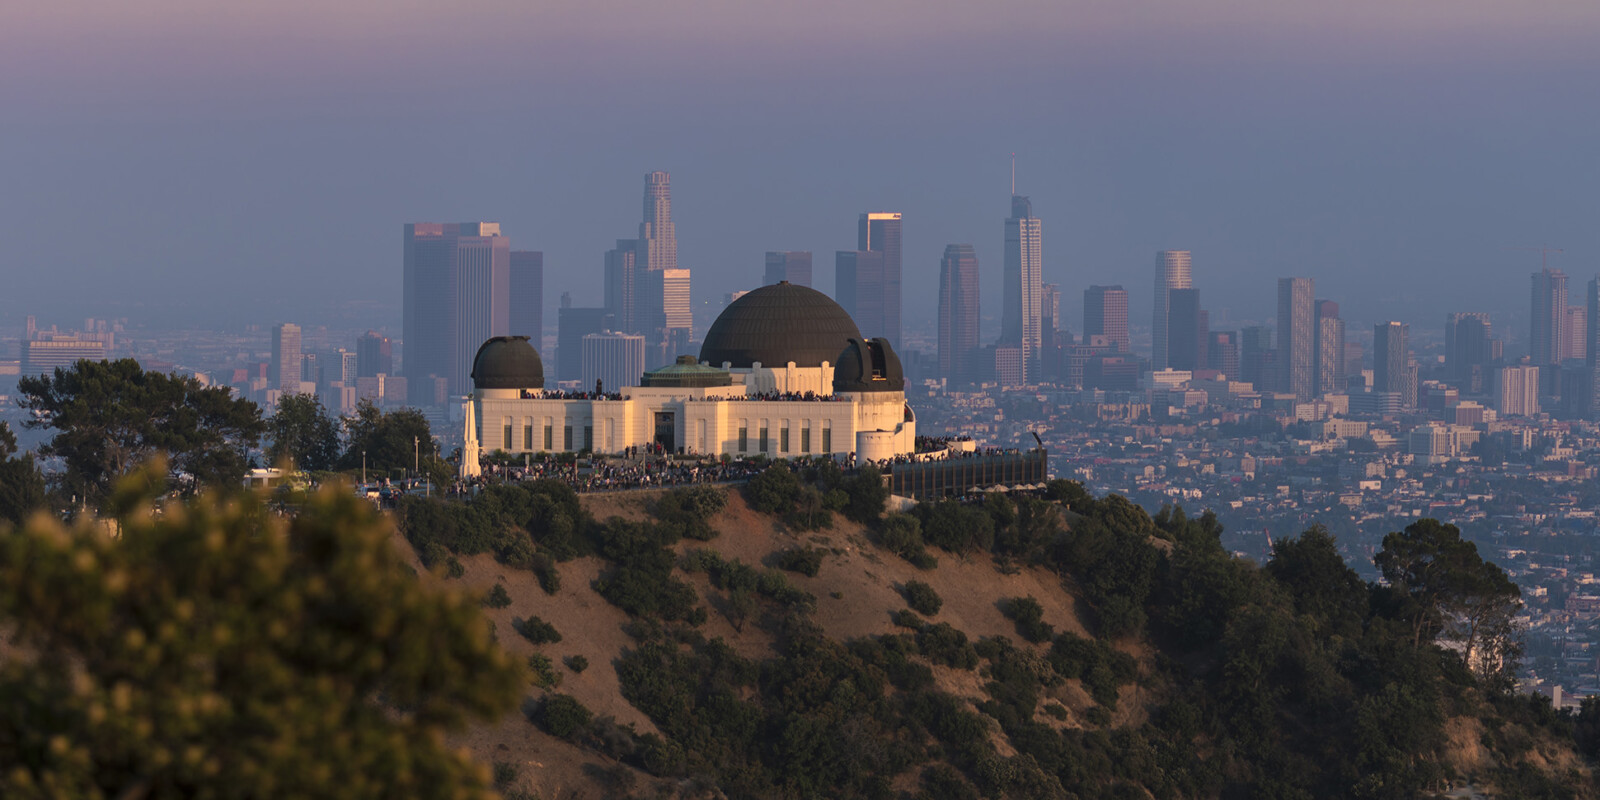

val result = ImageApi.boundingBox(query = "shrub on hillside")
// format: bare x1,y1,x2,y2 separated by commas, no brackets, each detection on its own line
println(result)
776,546,826,577
534,694,592,740
880,513,938,569
513,615,562,645
1000,596,1054,643
746,465,801,514
902,580,943,616
654,485,726,541
483,583,512,608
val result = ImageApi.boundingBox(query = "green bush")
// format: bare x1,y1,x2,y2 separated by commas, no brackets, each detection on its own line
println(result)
492,761,518,791
513,615,562,645
535,693,592,740
1000,596,1054,643
903,580,943,616
565,654,589,673
528,653,563,689
655,485,727,541
483,583,512,608
746,465,801,514
776,546,826,577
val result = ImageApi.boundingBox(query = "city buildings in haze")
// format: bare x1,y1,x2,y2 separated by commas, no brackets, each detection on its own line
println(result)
1498,364,1540,416
1276,277,1315,400
557,307,613,385
763,251,813,287
356,331,392,378
582,331,646,395
857,212,903,347
1241,325,1274,387
1374,321,1415,408
835,249,887,343
402,222,510,404
1314,300,1345,397
1152,251,1192,369
602,172,690,367
1208,331,1240,381
1083,285,1130,353
1445,312,1494,392
937,244,980,384
510,251,544,348
1166,288,1207,372
271,323,302,395
1001,195,1042,377
1531,268,1568,366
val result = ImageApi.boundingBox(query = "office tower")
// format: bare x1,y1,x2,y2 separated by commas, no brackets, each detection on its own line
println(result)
1276,277,1315,400
271,323,302,395
402,222,510,403
1041,284,1062,344
937,244,981,383
24,315,36,340
1083,285,1130,353
1314,300,1345,396
1152,251,1193,369
582,332,647,395
1445,312,1492,389
1002,195,1043,375
858,212,903,347
557,307,613,384
334,349,358,386
604,240,638,332
357,331,393,378
994,345,1025,387
835,249,886,339
1564,305,1587,363
21,338,106,374
1241,326,1274,387
1208,331,1241,381
1497,365,1540,416
1530,268,1568,365
510,251,544,347
1374,321,1414,407
639,170,677,271
764,252,813,287
1166,288,1207,371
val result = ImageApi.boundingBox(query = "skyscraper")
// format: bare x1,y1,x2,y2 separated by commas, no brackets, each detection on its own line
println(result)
1084,286,1130,353
938,244,981,383
356,331,392,378
1208,331,1241,381
1241,326,1274,387
1314,299,1345,397
402,222,510,403
557,307,614,384
1564,305,1587,363
582,331,647,395
1374,321,1412,407
605,172,688,366
639,170,677,271
835,249,887,341
764,252,812,287
1531,268,1568,365
858,212,903,347
271,323,302,395
510,250,544,347
1152,251,1192,369
1166,289,1207,371
1041,284,1062,345
1277,277,1315,400
1445,312,1492,389
1002,196,1042,375
604,239,639,333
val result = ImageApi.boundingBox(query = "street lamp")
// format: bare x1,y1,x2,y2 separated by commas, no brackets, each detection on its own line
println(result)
362,450,366,485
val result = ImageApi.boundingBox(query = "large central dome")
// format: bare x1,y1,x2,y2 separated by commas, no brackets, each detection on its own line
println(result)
699,282,863,369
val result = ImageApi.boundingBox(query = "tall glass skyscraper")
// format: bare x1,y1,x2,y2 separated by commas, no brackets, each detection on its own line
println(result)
1084,285,1130,353
1530,268,1567,366
938,244,980,384
858,213,902,347
1277,277,1315,400
402,222,510,404
1002,195,1042,378
1152,251,1192,370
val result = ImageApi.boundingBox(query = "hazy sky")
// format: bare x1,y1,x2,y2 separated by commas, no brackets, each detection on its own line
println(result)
4,0,1599,347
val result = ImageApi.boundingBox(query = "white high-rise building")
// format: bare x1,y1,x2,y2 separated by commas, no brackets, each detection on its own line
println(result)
1497,364,1540,417
582,331,647,396
631,171,689,366
1152,251,1193,370
271,323,302,395
1002,195,1043,379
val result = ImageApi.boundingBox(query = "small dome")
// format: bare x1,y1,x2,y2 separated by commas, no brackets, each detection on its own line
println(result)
642,355,733,388
471,336,544,390
700,282,863,369
833,337,905,393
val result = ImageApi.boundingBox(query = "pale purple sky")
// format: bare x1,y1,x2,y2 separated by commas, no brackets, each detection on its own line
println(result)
4,0,1599,347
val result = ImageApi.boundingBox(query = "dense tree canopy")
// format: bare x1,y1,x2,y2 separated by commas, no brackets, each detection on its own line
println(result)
0,421,46,527
18,359,264,503
265,393,342,471
0,464,523,798
337,400,447,483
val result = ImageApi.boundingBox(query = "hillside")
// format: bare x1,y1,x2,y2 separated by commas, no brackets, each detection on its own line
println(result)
393,467,1598,800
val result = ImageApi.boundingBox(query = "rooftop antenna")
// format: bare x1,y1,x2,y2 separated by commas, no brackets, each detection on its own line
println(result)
1010,153,1016,195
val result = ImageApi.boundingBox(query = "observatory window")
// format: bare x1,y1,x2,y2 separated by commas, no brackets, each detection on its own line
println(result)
780,426,790,453
544,424,553,451
564,425,573,451
524,418,533,450
738,426,748,452
759,425,769,454
503,419,513,451
801,427,811,453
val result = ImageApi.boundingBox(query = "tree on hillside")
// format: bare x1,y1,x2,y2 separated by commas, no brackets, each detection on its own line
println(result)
0,463,523,798
266,393,342,471
0,421,46,526
338,400,445,482
17,359,264,503
1375,518,1522,687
